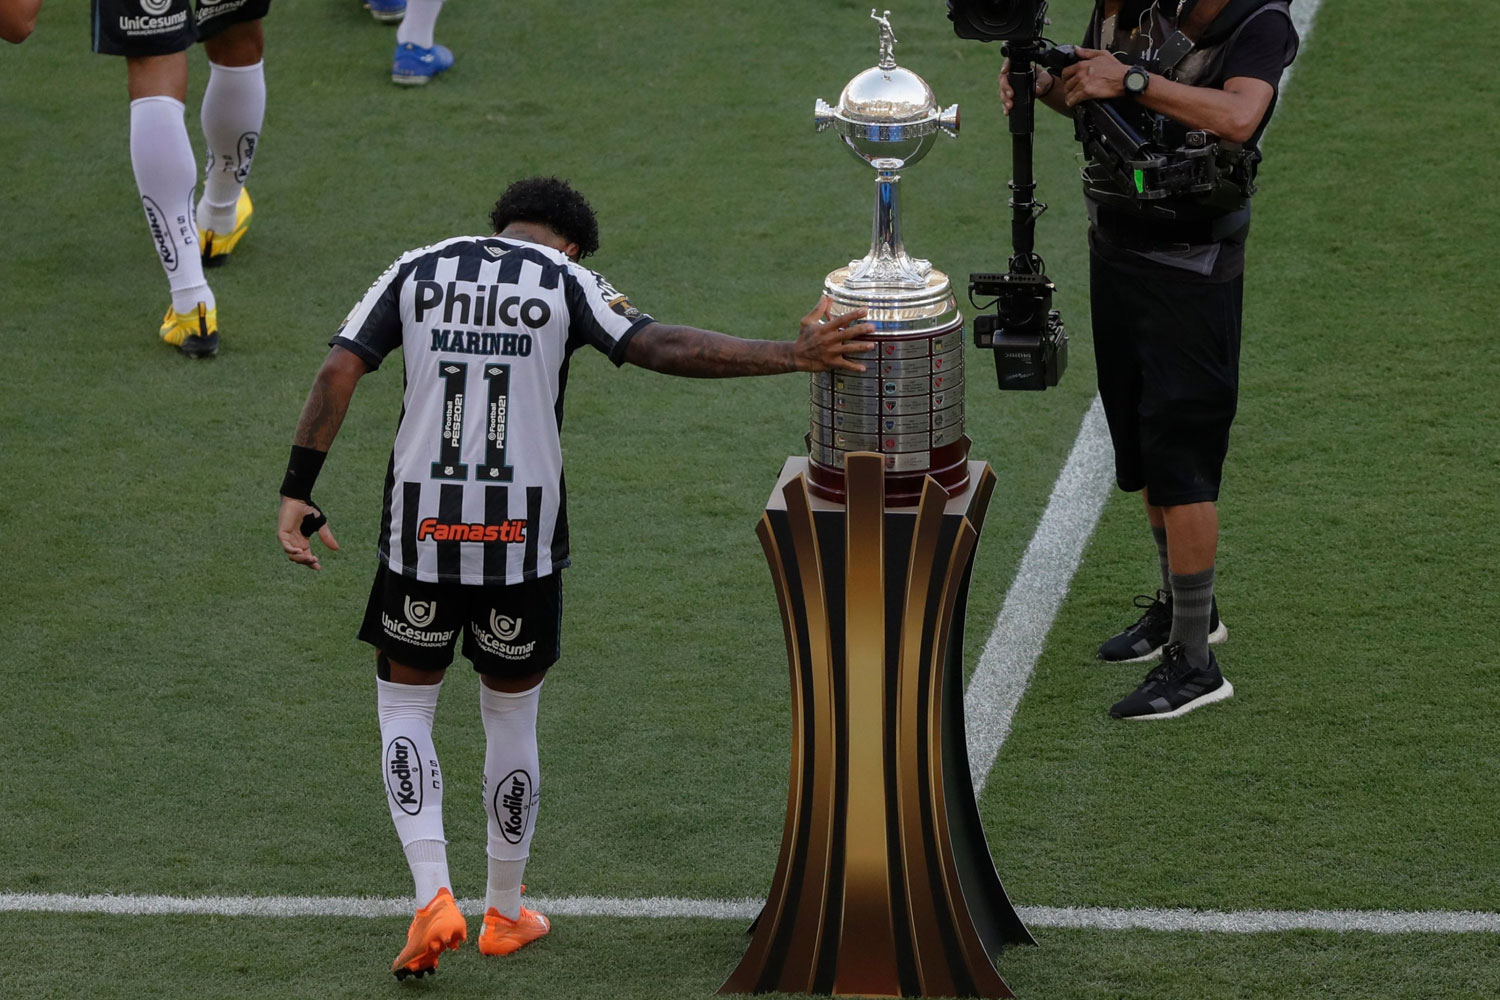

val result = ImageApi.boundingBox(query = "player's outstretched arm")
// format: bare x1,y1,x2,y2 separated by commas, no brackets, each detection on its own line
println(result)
0,0,42,44
277,346,369,571
623,295,874,378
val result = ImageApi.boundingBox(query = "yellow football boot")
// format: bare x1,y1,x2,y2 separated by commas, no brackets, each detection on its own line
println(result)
198,189,253,263
159,303,219,358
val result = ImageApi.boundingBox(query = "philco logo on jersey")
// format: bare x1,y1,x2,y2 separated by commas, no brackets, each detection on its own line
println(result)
494,768,535,845
414,280,552,329
386,737,425,815
416,518,528,543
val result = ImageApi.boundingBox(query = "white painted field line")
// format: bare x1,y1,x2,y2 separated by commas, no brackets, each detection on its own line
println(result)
964,0,1327,798
5,892,1498,935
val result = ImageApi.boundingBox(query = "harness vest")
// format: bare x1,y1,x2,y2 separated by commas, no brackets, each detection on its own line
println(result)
1081,0,1298,239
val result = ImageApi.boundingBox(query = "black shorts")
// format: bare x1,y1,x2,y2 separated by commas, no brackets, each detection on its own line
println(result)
1090,250,1243,506
92,0,270,57
358,563,563,677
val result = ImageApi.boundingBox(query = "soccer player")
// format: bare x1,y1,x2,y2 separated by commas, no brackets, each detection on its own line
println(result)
275,177,874,979
92,0,269,356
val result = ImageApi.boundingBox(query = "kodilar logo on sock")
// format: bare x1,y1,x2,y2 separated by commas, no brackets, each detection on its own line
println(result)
141,196,177,273
495,769,534,845
386,737,424,815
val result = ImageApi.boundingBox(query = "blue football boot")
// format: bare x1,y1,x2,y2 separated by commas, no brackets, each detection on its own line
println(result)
365,0,406,24
391,42,455,86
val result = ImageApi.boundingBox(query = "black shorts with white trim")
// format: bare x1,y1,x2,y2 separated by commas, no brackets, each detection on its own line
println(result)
358,561,562,677
91,0,271,58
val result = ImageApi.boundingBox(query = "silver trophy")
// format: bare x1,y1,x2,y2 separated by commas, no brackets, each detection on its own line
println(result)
808,10,968,504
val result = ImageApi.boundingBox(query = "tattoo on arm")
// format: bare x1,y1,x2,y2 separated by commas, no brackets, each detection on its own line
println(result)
292,350,366,450
625,324,795,378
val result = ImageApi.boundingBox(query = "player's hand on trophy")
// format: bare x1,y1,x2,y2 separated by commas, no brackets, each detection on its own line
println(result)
1061,46,1127,107
277,496,340,572
795,295,875,373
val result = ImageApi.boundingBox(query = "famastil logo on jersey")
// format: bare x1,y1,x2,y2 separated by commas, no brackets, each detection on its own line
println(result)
473,610,535,660
494,768,536,845
416,518,527,543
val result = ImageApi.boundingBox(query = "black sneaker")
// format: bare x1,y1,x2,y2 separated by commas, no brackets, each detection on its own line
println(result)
1109,644,1233,720
1096,590,1227,663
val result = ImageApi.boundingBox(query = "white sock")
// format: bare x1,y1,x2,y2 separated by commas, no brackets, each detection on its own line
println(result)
198,60,265,234
404,839,450,909
397,0,444,49
480,682,542,920
486,857,527,921
378,678,450,907
129,96,213,314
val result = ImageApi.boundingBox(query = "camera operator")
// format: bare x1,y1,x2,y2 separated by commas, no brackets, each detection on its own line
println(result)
1000,0,1298,720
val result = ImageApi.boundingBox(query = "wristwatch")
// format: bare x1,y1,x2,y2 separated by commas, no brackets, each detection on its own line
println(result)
1123,64,1151,97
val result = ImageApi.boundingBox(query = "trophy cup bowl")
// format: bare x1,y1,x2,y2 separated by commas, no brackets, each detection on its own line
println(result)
808,10,967,506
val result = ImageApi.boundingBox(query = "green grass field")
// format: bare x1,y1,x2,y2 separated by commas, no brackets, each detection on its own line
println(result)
2,1,1497,997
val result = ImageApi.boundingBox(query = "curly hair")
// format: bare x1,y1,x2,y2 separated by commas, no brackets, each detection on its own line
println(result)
488,177,600,259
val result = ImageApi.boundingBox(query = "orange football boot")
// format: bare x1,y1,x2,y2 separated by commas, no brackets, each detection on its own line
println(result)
477,904,550,956
391,887,466,980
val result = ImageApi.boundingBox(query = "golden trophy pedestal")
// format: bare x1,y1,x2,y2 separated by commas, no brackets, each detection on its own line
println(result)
720,453,1033,999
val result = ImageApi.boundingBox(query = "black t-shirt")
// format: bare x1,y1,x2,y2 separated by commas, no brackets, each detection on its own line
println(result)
1087,6,1298,282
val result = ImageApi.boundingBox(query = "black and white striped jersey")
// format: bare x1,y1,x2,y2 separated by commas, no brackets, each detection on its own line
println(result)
332,235,653,585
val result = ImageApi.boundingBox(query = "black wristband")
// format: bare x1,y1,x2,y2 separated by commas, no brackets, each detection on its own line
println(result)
280,445,327,502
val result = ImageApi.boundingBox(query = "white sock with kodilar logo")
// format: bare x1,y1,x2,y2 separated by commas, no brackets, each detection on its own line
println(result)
378,677,450,908
480,682,542,920
129,96,213,314
197,60,265,235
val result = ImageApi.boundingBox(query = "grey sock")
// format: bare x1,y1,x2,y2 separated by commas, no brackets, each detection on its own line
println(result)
1168,566,1216,668
1151,524,1171,595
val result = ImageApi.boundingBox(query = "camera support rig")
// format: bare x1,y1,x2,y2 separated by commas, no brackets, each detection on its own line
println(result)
968,35,1075,391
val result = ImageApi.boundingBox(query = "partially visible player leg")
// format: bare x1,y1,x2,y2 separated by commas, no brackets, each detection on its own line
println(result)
126,54,220,357
391,0,452,86
379,655,467,979
197,18,266,263
477,673,551,955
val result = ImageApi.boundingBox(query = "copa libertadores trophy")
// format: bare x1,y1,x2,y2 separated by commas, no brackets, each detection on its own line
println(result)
808,9,965,506
720,11,1033,999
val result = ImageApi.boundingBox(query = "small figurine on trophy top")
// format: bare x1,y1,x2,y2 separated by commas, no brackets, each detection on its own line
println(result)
872,9,897,70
